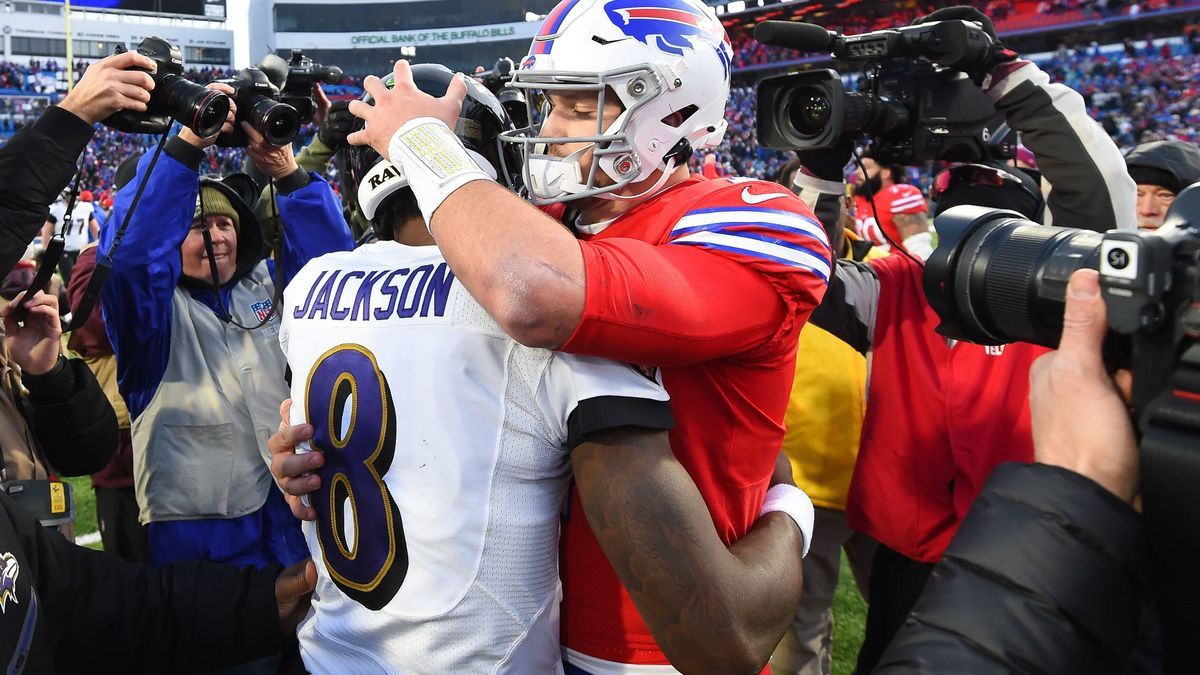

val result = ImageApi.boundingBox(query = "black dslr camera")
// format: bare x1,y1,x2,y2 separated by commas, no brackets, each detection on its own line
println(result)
924,189,1200,664
103,37,230,138
214,67,301,147
473,57,528,128
279,49,343,123
754,20,1013,164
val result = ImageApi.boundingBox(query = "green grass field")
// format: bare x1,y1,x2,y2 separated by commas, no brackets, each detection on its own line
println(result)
64,477,870,670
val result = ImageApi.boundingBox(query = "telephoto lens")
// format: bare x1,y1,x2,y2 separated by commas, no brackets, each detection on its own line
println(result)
923,205,1103,347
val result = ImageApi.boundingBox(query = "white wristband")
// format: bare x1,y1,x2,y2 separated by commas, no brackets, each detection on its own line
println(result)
760,484,815,558
386,117,493,228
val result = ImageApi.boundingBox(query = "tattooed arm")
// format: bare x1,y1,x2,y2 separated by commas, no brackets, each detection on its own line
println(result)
571,428,805,674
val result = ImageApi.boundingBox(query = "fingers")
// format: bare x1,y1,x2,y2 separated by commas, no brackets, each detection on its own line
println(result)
207,82,236,96
1114,369,1134,407
112,69,156,92
0,291,25,318
287,494,318,522
277,450,323,483
276,558,318,600
241,120,266,147
314,82,330,106
1056,269,1107,368
268,418,314,458
447,73,469,108
279,399,293,427
105,50,157,74
392,59,414,90
117,83,153,105
361,74,388,103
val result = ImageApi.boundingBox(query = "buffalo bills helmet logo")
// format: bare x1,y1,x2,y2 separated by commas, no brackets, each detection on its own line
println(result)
604,0,732,77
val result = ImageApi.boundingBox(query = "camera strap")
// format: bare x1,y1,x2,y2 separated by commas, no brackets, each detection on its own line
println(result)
13,173,80,321
67,129,173,333
1138,334,1200,670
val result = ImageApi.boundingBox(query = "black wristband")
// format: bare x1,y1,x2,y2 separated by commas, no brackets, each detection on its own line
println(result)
274,167,312,195
165,135,207,172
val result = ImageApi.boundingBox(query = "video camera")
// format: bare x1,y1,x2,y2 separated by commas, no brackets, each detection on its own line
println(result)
279,49,344,124
754,19,1014,164
102,37,230,138
924,188,1200,663
214,67,301,147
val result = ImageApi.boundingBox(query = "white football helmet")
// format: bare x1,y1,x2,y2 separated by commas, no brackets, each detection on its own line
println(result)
500,0,732,204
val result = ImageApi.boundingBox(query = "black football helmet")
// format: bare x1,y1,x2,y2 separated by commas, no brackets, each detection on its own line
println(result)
345,63,523,240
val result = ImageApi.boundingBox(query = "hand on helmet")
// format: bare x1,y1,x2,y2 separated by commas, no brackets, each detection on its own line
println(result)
347,59,467,162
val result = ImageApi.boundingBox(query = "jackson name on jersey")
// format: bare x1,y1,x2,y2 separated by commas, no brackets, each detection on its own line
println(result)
279,241,672,674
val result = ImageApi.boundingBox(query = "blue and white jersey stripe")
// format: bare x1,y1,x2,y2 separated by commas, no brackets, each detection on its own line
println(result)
668,206,832,279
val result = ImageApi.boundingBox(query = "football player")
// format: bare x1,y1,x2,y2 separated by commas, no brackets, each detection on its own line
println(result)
277,64,811,674
345,2,830,672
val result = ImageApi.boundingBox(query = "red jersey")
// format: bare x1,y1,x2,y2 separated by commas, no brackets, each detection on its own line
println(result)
559,176,830,667
854,185,927,251
847,254,1045,563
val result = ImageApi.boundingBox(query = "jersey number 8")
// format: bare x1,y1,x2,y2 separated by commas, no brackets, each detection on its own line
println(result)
305,344,408,611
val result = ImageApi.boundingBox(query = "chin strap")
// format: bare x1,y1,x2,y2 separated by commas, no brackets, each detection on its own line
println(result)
596,157,679,202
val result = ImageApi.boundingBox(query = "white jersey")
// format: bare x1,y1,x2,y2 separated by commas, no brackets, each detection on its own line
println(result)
48,200,93,252
279,242,672,675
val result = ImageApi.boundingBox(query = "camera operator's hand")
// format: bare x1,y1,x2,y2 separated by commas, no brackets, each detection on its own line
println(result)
268,399,322,521
244,121,300,180
796,138,854,182
911,6,1018,84
58,50,157,125
0,291,62,376
178,82,237,148
318,100,355,152
310,82,332,128
1029,269,1139,505
347,59,465,162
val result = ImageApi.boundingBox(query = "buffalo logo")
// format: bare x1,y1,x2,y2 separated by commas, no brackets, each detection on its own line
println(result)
604,0,733,77
250,299,274,323
0,553,19,614
521,55,537,70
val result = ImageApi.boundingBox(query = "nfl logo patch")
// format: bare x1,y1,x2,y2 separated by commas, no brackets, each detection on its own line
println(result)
250,299,274,322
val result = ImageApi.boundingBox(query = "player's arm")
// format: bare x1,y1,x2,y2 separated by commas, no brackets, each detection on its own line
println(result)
572,428,806,674
88,215,99,239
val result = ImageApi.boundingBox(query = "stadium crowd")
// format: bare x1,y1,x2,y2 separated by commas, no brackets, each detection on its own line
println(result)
0,1,1194,674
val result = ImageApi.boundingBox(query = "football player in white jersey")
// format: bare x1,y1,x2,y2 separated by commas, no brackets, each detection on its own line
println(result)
42,190,97,284
274,66,810,674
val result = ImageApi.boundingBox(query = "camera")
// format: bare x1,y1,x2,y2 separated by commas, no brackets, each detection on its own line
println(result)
754,20,1014,164
925,184,1200,667
279,49,343,124
473,57,528,129
102,37,230,138
923,185,1200,406
214,67,302,147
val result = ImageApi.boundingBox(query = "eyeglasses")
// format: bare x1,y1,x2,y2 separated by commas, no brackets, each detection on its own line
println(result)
930,164,1034,203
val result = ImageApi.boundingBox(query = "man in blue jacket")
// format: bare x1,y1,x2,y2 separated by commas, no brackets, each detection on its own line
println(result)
99,84,354,571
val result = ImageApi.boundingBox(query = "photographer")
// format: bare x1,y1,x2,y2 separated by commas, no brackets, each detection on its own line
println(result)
98,82,353,573
0,49,158,276
786,6,1136,671
875,269,1148,674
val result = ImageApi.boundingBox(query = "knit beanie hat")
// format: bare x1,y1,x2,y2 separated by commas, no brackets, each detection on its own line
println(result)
194,186,240,231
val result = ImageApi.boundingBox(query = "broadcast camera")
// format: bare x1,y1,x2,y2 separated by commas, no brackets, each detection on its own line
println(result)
214,67,302,148
754,19,1014,164
102,37,230,138
280,49,344,123
924,188,1200,664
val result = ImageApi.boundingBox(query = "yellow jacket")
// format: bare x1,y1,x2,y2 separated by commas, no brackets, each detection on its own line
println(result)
783,232,884,510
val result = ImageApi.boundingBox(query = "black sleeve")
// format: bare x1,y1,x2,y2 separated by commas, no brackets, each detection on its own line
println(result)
22,357,119,476
988,61,1136,231
566,394,674,449
0,106,95,276
0,491,286,673
876,462,1149,675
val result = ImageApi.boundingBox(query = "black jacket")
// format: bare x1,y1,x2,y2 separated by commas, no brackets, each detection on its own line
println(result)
21,356,119,477
0,491,285,673
876,462,1148,675
0,106,94,277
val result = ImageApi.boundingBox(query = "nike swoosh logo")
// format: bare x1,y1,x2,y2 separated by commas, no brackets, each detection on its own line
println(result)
741,187,789,205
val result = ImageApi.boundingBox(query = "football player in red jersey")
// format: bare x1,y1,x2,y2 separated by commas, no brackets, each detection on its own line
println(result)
344,1,830,672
